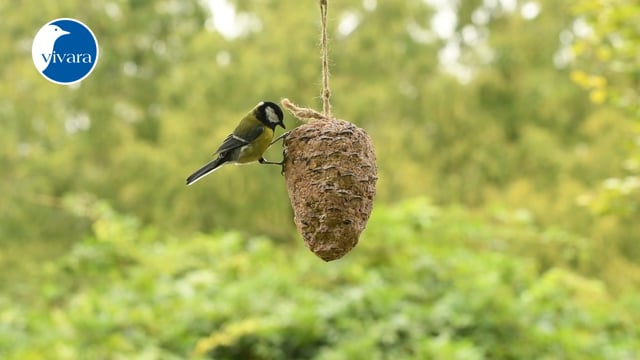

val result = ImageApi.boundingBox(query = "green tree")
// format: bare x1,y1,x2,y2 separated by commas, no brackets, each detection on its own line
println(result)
569,0,640,219
1,0,639,297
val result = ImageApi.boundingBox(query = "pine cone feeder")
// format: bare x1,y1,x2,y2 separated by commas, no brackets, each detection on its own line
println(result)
279,1,376,261
283,117,377,261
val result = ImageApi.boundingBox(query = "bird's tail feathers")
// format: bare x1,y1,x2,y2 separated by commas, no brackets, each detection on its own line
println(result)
186,157,225,186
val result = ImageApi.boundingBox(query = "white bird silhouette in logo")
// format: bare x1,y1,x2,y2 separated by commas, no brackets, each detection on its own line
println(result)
32,25,70,72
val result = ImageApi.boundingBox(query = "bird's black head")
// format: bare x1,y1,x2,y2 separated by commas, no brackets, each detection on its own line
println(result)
256,101,285,129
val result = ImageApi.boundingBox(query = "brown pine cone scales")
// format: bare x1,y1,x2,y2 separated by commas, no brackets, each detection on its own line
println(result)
283,118,377,261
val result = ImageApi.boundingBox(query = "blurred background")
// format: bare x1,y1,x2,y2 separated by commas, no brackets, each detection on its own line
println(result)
1,0,639,358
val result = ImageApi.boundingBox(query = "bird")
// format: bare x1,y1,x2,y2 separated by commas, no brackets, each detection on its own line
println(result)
186,101,286,186
32,24,70,72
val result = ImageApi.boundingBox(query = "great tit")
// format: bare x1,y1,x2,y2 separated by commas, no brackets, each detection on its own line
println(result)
186,101,285,186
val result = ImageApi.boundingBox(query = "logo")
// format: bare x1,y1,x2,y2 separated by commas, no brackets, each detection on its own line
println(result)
32,18,99,84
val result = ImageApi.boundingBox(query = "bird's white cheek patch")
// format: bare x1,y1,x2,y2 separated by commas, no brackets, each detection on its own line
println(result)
266,107,279,125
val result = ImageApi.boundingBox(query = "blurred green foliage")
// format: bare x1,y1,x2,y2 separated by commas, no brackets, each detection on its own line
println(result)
1,0,639,357
2,0,635,241
569,0,640,223
1,198,637,359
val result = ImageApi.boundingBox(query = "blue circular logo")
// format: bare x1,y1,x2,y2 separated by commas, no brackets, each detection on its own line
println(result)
32,18,99,85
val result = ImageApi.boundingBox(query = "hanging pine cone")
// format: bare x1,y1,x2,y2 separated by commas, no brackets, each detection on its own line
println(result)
283,118,377,261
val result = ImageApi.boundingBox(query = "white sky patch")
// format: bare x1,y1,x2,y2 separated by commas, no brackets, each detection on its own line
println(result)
398,80,418,98
439,40,473,84
439,40,461,64
431,8,457,39
104,2,122,19
424,0,458,39
553,46,573,68
65,112,91,134
559,30,574,45
572,17,593,38
484,0,498,8
153,40,167,56
123,61,138,76
423,0,477,83
498,0,517,13
204,0,262,40
520,1,541,20
337,11,361,38
608,33,624,49
115,101,141,124
461,25,480,44
406,21,436,44
472,8,490,26
553,29,576,69
363,0,377,12
17,143,32,157
425,0,452,8
216,50,231,67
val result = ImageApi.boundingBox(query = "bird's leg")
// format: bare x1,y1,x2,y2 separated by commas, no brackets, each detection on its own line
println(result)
262,132,290,173
269,131,290,146
259,157,283,166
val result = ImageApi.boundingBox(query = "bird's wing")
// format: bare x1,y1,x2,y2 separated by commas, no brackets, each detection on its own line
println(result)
214,126,264,155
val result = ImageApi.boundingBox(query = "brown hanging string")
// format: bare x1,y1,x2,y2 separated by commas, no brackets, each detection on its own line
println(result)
282,0,332,121
320,0,331,118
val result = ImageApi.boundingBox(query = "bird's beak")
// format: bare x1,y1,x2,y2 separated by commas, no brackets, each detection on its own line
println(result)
61,30,70,36
279,121,286,129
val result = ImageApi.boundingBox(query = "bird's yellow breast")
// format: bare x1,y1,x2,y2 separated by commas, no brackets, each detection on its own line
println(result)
236,126,274,163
